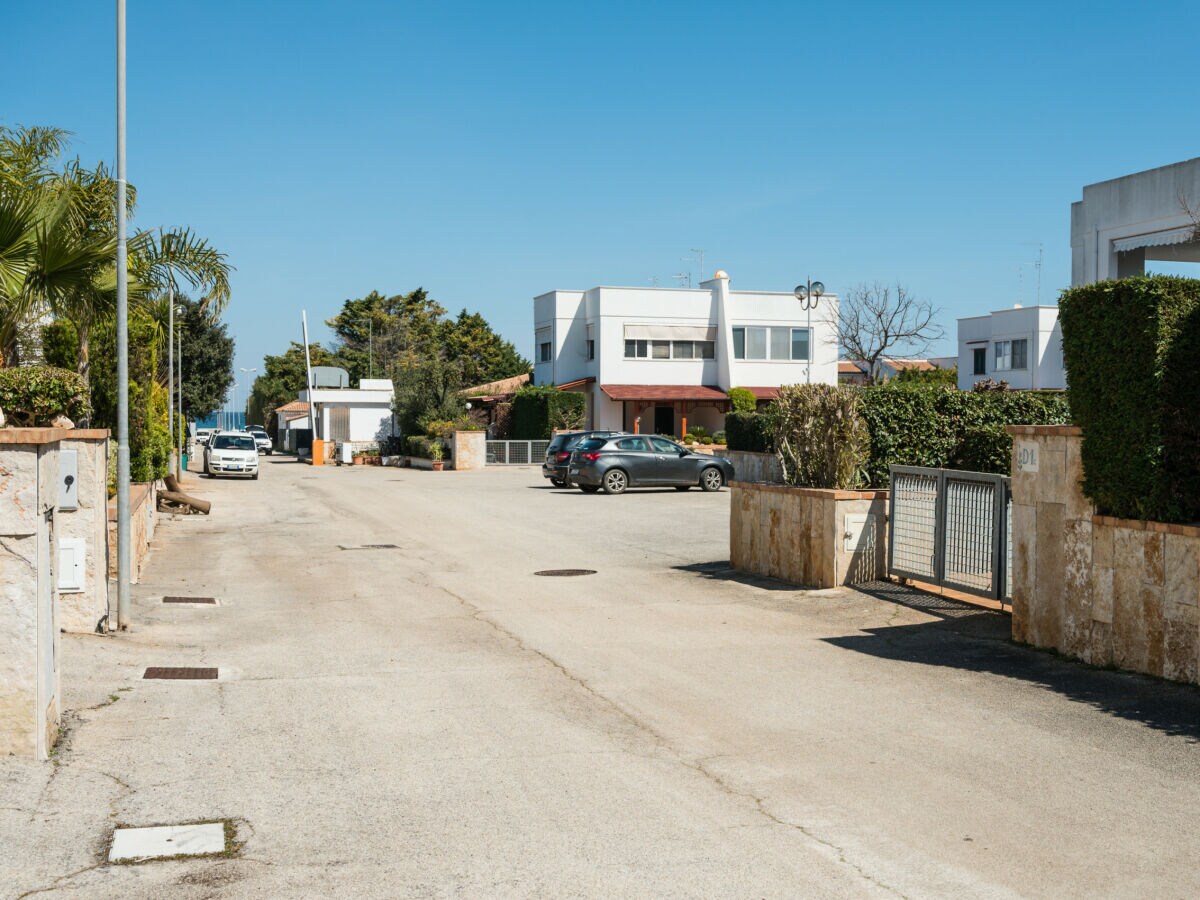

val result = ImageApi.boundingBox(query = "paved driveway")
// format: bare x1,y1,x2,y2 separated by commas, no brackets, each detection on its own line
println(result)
3,458,1199,898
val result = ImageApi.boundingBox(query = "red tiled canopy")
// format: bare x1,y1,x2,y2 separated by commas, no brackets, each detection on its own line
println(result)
743,386,781,401
600,384,729,402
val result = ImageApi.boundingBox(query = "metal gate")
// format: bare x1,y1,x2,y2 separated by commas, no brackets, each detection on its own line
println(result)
888,465,1012,601
486,440,550,465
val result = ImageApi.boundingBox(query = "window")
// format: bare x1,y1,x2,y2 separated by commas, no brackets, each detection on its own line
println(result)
995,338,1028,371
538,342,552,363
586,339,595,360
651,341,671,359
649,436,679,453
212,434,256,451
624,339,648,358
733,326,808,360
790,328,810,361
697,340,715,359
973,347,987,375
615,437,650,451
672,341,695,359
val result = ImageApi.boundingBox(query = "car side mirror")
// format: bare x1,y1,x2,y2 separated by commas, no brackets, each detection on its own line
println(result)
678,449,689,457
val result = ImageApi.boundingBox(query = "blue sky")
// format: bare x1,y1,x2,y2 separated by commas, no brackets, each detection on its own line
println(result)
6,0,1200,401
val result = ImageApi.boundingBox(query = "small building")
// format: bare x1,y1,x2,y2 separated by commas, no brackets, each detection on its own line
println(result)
273,400,312,450
837,358,949,384
1072,157,1200,285
956,305,1065,390
298,378,397,447
532,271,839,436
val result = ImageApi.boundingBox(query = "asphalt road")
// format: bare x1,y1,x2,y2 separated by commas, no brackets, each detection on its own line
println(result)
3,456,1200,898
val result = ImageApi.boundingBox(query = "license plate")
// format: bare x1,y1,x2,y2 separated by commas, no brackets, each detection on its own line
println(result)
227,465,242,470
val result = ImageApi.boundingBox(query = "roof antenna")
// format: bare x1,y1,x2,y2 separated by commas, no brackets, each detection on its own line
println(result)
672,272,692,288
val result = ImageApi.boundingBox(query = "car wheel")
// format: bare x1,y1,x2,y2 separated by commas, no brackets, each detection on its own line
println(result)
252,472,259,480
675,485,690,491
550,477,566,487
700,466,724,492
579,485,601,494
602,469,628,495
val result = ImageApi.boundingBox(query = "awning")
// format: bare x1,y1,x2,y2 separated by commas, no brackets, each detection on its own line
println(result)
1112,226,1198,253
623,324,717,341
743,387,781,400
601,384,728,402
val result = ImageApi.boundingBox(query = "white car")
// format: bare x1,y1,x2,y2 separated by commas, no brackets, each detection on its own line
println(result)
245,426,273,455
203,431,260,479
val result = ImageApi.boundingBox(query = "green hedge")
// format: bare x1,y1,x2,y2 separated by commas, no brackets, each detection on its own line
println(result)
1060,276,1200,523
725,408,777,453
510,385,586,439
0,366,90,426
859,384,1071,486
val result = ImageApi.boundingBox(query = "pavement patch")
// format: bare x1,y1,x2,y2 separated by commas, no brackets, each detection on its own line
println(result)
162,596,218,605
534,569,597,577
108,821,230,863
337,543,400,550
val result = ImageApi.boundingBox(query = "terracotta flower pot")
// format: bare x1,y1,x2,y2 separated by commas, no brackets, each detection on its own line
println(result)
431,461,444,471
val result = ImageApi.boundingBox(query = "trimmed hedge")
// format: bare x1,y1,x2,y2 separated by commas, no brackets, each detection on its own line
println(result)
0,365,91,426
510,385,586,439
725,408,777,453
1059,275,1200,523
858,384,1070,486
727,387,757,414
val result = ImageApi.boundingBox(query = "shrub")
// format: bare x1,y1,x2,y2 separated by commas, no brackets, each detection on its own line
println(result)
712,430,726,445
510,385,586,439
0,365,91,426
725,408,777,453
682,432,696,444
421,416,475,439
404,435,448,459
727,387,757,414
1059,275,1200,522
699,435,713,445
894,366,957,386
773,384,868,489
858,384,1070,486
689,425,710,439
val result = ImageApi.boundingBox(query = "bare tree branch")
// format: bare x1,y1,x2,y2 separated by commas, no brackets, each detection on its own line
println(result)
833,282,942,385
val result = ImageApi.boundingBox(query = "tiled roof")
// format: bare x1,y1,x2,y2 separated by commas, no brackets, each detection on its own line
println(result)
601,384,728,402
275,400,310,413
887,359,937,371
461,373,531,397
743,387,781,400
837,361,864,374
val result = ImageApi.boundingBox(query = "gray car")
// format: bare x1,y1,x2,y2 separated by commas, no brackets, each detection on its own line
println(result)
568,434,735,495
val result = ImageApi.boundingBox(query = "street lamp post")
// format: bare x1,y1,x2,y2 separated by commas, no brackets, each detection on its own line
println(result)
115,0,131,630
239,367,257,428
174,305,185,478
793,279,825,384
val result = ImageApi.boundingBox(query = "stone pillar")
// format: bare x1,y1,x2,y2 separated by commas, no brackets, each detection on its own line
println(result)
57,431,111,633
451,431,487,470
0,428,65,759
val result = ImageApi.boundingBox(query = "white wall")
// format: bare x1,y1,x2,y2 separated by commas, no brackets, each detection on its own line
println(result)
956,306,1065,390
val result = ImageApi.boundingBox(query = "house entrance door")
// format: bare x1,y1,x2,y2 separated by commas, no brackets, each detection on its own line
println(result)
653,405,674,436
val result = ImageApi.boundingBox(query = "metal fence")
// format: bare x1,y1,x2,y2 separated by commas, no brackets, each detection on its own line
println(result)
486,440,550,465
888,465,1012,601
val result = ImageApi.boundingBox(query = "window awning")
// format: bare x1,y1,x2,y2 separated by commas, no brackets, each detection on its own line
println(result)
601,384,728,402
623,324,717,341
1112,226,1198,253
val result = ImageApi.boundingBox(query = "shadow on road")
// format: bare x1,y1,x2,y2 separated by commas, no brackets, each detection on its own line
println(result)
672,560,804,592
830,581,1200,742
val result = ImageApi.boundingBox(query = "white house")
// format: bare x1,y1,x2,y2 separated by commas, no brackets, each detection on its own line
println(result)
1072,157,1200,285
298,378,396,446
533,271,839,436
956,305,1065,390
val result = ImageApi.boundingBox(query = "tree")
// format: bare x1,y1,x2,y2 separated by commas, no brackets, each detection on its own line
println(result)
441,310,530,387
835,282,943,385
175,298,235,421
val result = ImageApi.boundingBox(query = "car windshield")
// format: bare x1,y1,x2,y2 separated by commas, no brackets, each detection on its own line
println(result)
213,435,255,450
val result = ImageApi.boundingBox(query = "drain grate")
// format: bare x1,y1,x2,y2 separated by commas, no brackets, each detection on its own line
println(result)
143,667,218,680
162,596,216,604
337,544,400,550
535,569,597,577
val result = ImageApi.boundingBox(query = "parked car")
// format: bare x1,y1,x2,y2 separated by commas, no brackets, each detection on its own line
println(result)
194,428,216,447
203,431,260,479
569,434,734,494
245,425,273,455
542,430,619,486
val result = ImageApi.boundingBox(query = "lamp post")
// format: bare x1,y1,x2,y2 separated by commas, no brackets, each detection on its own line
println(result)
793,279,825,384
239,367,257,428
115,0,131,630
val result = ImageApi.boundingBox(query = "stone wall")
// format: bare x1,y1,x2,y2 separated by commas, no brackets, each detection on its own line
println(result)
723,450,783,484
107,481,157,583
730,481,888,588
57,431,110,633
451,431,486,470
0,428,65,759
1008,425,1200,684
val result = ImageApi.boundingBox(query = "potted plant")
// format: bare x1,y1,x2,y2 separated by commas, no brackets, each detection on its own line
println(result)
429,441,445,471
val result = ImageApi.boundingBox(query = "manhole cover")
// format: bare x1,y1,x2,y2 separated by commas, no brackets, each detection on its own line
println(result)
534,569,597,577
337,544,400,550
162,596,216,604
143,667,218,680
109,821,231,862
